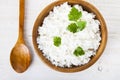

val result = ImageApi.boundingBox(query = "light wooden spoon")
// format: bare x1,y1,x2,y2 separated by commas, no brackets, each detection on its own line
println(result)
10,0,31,73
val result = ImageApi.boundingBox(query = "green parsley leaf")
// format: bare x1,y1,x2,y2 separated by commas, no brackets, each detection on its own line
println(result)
67,23,78,33
68,7,82,21
73,46,85,56
53,36,61,47
76,21,87,31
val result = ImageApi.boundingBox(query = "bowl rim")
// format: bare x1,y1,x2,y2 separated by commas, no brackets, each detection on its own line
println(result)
32,0,107,73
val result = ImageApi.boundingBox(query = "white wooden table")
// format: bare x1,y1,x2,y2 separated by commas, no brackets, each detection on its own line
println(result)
0,0,120,80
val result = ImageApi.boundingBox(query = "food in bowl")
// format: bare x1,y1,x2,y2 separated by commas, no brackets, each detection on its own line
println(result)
33,0,107,72
37,2,101,68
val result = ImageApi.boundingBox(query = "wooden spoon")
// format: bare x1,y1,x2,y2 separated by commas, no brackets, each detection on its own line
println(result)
10,0,31,73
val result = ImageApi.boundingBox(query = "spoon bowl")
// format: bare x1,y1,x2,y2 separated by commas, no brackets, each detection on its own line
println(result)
10,43,31,73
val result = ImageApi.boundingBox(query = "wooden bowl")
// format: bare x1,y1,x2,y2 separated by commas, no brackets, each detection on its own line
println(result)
32,0,107,72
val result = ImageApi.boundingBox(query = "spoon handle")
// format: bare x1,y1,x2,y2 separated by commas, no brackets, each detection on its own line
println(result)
18,0,25,43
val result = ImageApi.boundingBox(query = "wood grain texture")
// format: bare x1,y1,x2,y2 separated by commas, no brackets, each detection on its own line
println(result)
0,0,120,80
10,0,31,73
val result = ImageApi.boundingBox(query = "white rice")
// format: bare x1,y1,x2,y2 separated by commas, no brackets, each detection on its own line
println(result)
37,2,101,67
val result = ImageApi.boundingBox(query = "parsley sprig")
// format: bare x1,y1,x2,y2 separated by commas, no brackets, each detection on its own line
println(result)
67,23,78,33
53,36,61,47
68,7,82,21
67,7,87,33
73,46,85,56
77,21,87,31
